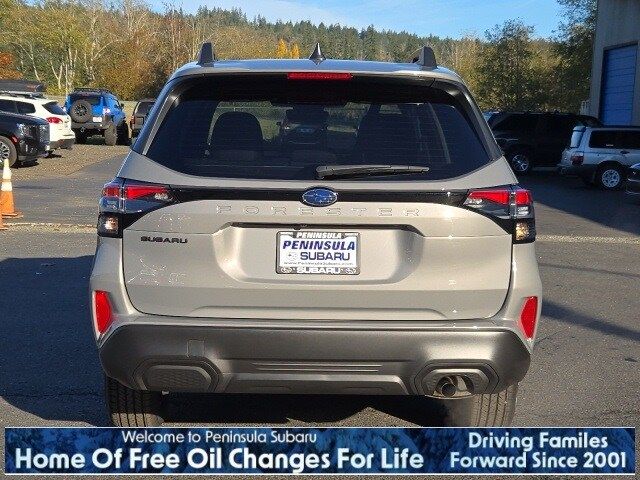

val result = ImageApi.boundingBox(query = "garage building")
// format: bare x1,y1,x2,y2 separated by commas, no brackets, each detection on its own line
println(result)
589,0,640,125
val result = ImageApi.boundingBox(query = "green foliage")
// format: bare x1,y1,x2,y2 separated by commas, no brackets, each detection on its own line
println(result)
475,20,539,110
553,0,597,111
0,0,596,112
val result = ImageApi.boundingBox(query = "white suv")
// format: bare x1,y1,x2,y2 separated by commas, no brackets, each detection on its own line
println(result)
0,94,75,153
559,126,640,189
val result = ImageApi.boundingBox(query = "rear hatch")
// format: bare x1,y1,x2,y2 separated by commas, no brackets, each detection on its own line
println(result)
115,73,519,321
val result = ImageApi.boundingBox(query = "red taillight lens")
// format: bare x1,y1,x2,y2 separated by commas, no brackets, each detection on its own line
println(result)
519,296,539,339
94,291,113,334
465,188,511,205
287,72,353,81
46,117,63,124
571,154,584,165
102,182,121,198
515,188,532,205
124,184,172,201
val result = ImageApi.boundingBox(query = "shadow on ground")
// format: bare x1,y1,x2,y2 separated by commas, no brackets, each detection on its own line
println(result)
519,170,640,236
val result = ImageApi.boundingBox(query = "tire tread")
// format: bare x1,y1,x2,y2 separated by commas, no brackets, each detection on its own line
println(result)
105,376,163,427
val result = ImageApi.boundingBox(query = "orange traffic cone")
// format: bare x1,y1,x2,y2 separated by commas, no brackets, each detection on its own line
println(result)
0,157,22,218
0,208,7,230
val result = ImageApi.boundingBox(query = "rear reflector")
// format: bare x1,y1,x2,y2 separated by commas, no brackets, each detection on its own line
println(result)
519,296,538,339
46,117,63,124
287,72,353,81
93,291,113,334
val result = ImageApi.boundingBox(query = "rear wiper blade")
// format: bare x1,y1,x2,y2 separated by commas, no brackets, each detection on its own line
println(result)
316,164,429,179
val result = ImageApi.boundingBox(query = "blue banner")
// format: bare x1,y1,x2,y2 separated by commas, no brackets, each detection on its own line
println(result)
4,427,635,475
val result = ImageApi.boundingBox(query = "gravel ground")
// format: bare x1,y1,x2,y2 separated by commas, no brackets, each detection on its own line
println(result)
12,143,129,180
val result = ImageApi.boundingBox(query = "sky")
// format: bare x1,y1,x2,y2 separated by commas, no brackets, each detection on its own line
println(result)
153,0,565,38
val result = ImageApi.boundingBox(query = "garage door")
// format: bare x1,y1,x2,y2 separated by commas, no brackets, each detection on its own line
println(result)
600,44,638,125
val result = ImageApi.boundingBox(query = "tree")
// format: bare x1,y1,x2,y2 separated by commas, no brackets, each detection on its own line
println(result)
0,53,21,79
554,0,597,111
275,39,288,58
476,20,538,110
290,43,300,59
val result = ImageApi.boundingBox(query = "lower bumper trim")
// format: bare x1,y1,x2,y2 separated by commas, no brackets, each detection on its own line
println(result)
99,323,531,396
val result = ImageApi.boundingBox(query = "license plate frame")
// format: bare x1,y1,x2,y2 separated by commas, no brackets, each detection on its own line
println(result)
276,231,360,275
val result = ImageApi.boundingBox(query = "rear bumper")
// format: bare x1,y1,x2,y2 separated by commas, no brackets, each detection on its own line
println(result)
99,322,530,396
49,137,75,150
72,121,106,132
557,163,597,179
625,177,640,195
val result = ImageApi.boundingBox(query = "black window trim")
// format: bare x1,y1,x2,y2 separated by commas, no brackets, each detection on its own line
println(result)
134,73,501,162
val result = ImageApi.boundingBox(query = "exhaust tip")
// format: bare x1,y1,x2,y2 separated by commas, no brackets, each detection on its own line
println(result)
436,378,457,397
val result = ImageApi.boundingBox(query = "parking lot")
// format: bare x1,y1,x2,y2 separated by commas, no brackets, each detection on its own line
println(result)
0,145,638,433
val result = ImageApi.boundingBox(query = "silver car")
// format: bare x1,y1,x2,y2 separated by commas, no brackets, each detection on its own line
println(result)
559,126,640,189
90,44,542,427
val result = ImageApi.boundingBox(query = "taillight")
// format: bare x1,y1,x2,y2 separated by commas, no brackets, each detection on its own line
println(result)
98,178,173,237
571,153,584,165
287,72,353,81
519,296,539,339
463,186,535,243
46,117,63,124
93,290,114,334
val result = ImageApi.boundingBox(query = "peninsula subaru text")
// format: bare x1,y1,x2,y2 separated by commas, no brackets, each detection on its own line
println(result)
90,43,542,427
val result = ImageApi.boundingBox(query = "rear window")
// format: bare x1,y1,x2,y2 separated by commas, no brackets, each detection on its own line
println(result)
69,94,101,105
135,101,154,115
16,101,35,114
43,102,65,115
144,75,491,181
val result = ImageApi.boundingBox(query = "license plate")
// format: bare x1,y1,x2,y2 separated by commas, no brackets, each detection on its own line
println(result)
277,231,360,275
92,116,102,122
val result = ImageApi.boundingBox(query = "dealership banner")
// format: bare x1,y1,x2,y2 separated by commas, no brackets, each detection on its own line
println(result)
4,427,635,475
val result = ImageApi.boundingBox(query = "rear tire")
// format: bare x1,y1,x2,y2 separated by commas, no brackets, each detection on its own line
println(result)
105,376,164,427
116,122,130,146
596,164,624,190
104,123,117,146
0,135,17,167
440,384,518,426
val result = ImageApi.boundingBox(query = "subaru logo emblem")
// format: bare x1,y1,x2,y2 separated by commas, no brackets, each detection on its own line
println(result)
302,188,338,207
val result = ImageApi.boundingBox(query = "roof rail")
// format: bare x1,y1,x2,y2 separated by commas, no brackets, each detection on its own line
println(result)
309,43,326,64
197,42,216,65
73,87,115,96
411,46,437,69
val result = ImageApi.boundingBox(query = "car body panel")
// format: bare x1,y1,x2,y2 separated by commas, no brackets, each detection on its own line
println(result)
91,57,542,396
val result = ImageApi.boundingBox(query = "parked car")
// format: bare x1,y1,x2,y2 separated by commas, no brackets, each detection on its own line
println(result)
487,111,601,174
278,105,328,148
559,126,640,189
90,43,541,428
64,88,129,146
0,111,49,167
0,93,75,153
626,163,640,200
130,98,155,137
